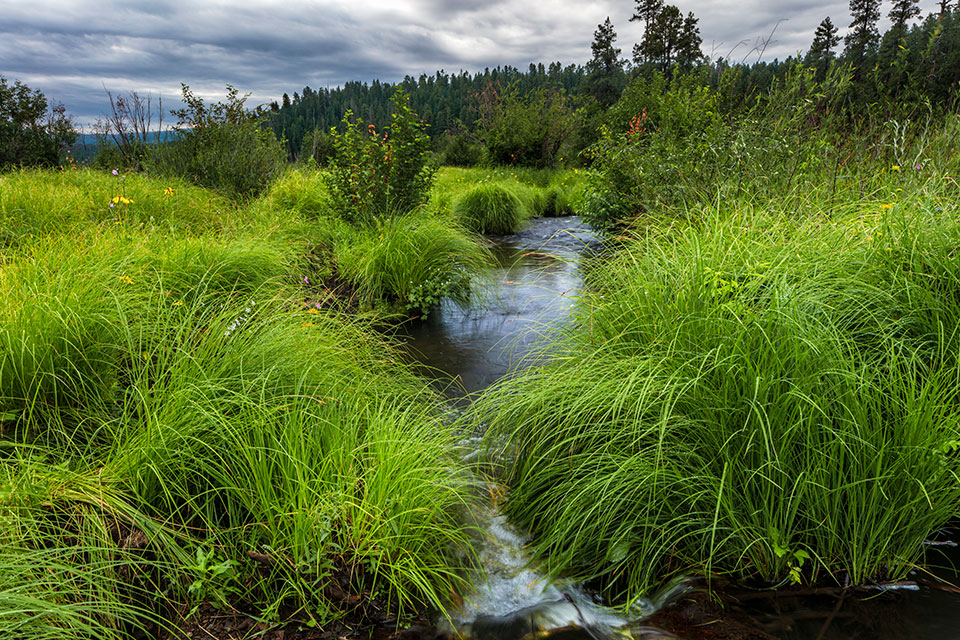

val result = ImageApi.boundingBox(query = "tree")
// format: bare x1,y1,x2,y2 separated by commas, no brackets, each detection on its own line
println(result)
805,17,841,79
0,76,75,170
585,17,625,107
632,4,702,71
889,0,921,34
677,11,704,67
844,0,882,72
630,0,665,65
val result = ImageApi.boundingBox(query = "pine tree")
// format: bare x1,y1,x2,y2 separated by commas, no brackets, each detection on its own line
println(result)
889,0,921,34
586,17,625,107
806,17,841,79
631,0,664,65
645,4,683,70
844,0,881,71
589,17,622,73
677,11,703,67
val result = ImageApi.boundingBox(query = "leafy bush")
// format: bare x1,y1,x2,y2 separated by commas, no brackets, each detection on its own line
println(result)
438,133,482,167
476,86,577,169
326,90,434,224
0,76,75,170
452,183,526,234
145,85,284,200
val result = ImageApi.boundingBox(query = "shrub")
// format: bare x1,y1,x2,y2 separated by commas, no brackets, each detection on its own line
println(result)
145,85,284,200
439,133,482,167
326,90,434,224
452,183,525,234
0,76,75,170
477,86,576,169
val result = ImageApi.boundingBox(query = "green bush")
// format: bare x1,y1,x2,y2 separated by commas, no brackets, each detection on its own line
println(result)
0,76,75,170
145,85,284,200
326,90,434,224
439,133,482,167
452,183,526,234
477,87,576,169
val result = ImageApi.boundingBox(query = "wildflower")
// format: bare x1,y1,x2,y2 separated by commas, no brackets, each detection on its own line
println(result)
112,169,119,176
915,164,922,170
302,322,315,327
119,275,134,284
112,195,134,205
173,301,184,306
164,186,174,196
891,165,901,171
303,275,310,285
881,203,893,210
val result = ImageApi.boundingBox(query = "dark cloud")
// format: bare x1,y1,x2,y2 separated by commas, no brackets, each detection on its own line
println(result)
0,0,939,127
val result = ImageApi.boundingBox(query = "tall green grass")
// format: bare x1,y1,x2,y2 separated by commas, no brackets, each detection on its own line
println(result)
475,196,960,602
335,212,490,316
431,166,590,222
0,170,486,636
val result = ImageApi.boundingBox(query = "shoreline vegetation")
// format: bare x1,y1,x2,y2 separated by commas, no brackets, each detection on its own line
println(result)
4,8,960,635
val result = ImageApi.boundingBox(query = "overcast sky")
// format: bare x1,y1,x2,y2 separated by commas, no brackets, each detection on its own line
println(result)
1,0,940,128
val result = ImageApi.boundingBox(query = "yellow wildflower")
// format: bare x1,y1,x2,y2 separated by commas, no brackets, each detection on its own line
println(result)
881,203,893,210
302,322,315,327
891,165,901,172
112,195,134,205
163,186,174,196
119,275,134,284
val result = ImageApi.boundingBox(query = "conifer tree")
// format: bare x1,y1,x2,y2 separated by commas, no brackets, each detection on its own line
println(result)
806,17,841,79
586,17,625,106
631,0,664,65
889,0,921,34
677,11,704,67
844,0,882,71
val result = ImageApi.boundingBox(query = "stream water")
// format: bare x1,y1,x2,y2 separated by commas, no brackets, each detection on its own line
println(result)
398,217,960,640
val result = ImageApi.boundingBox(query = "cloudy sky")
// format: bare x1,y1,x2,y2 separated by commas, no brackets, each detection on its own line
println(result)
1,0,939,127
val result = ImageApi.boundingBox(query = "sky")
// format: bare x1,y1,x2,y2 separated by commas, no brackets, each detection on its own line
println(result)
1,0,940,128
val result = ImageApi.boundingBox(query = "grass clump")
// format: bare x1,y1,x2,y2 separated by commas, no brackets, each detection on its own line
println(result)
474,199,960,602
452,182,526,234
335,212,489,316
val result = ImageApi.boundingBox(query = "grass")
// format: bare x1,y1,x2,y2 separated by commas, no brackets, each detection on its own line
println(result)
430,166,590,226
451,183,527,234
335,211,491,316
0,167,490,636
473,189,960,603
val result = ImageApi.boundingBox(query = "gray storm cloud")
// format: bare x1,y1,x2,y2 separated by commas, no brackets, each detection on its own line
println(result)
0,0,930,126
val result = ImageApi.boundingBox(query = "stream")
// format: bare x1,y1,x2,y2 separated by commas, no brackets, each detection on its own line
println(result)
398,216,960,640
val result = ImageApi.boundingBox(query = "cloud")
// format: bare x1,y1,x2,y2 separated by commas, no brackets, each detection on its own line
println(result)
0,0,931,127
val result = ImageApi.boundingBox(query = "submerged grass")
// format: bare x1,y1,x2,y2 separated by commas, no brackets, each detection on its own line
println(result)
475,191,960,603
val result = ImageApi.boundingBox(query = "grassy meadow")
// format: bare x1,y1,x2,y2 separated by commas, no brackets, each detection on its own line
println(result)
0,166,510,638
473,114,960,604
4,98,960,639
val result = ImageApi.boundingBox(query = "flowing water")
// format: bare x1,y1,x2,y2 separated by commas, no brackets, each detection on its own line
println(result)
399,216,960,640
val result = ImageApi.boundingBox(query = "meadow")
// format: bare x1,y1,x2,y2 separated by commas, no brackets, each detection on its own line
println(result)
0,161,592,638
3,68,960,640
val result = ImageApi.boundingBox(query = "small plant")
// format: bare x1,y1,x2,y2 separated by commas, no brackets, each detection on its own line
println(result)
186,546,239,614
326,90,434,224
